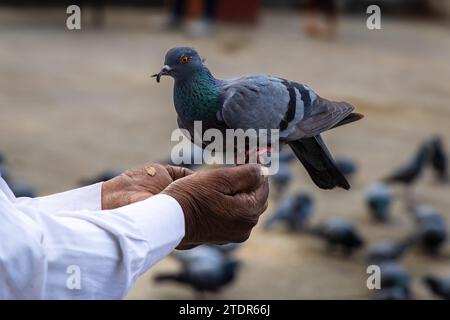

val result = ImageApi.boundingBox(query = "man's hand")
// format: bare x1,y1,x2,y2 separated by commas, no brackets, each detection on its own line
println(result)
162,164,269,249
101,164,193,210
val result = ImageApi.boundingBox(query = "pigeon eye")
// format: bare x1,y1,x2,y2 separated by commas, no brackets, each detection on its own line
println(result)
180,55,189,64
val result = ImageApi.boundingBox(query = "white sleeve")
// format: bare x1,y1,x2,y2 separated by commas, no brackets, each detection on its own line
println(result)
0,185,185,300
14,183,103,213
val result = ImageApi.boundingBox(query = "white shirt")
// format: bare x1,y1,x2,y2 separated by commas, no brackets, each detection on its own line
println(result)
0,176,185,299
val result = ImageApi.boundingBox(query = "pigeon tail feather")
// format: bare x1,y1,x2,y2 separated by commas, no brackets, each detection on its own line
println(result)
288,136,350,190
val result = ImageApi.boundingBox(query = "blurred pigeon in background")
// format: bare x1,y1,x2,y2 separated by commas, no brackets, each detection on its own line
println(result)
366,239,413,264
335,157,357,179
9,182,37,198
214,243,241,255
423,274,450,300
154,47,363,190
429,136,448,182
365,183,393,222
309,218,365,254
278,146,296,163
270,161,293,197
78,169,122,186
384,141,430,186
270,146,295,197
154,245,241,296
411,205,448,254
0,151,36,198
0,152,11,183
378,262,411,299
264,192,314,231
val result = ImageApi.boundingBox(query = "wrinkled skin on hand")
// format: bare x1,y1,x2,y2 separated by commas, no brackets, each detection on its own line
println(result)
101,163,193,210
162,164,269,249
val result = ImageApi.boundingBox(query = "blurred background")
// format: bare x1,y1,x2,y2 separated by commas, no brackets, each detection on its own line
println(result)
1,0,450,299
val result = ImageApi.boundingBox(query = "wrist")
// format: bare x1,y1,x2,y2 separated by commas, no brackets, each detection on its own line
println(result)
162,188,199,248
101,178,131,210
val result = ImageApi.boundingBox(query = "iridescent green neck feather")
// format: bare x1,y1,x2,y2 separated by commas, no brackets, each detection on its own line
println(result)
174,68,222,121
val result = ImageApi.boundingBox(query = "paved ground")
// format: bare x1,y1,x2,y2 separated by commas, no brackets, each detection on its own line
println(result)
1,8,450,299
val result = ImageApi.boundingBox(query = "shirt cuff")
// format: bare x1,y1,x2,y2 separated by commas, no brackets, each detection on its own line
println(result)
123,194,185,243
111,194,185,267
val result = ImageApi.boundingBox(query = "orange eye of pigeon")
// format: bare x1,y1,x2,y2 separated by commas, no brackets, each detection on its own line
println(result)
180,55,189,64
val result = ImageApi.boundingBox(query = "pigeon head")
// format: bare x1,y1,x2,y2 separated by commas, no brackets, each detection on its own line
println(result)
152,47,205,83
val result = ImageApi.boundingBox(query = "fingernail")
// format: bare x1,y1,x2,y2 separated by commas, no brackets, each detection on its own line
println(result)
260,166,270,176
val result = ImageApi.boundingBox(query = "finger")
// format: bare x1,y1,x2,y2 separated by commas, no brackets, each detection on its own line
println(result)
165,165,195,181
233,179,269,217
254,179,270,213
212,164,265,194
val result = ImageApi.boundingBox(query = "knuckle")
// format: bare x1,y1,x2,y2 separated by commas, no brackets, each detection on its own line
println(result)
235,232,251,243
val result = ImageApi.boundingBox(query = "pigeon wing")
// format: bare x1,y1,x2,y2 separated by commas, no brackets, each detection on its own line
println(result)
219,75,304,139
219,75,354,140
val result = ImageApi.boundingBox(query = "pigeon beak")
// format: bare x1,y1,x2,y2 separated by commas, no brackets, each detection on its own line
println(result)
151,65,172,83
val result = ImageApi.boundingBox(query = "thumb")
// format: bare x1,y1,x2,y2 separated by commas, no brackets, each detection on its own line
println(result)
213,164,266,195
165,165,195,181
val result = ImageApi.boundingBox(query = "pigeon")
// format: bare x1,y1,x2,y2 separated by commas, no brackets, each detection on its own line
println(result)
0,152,11,183
335,157,357,179
309,218,364,254
365,183,393,222
270,161,293,197
378,262,411,296
270,146,295,196
411,205,448,254
214,243,241,255
78,169,122,186
154,245,241,294
0,153,36,197
264,192,314,231
153,47,363,190
384,142,431,186
366,239,413,264
9,182,36,198
423,274,450,300
429,136,448,182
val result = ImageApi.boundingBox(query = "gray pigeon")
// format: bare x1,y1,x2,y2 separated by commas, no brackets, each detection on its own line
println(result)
270,161,293,196
153,47,363,190
335,157,358,179
154,245,240,294
378,262,411,296
411,205,448,254
0,152,36,197
309,217,365,254
423,274,450,300
366,239,413,264
0,152,11,183
9,182,36,198
264,192,315,231
270,146,296,196
365,183,393,222
384,141,431,186
429,136,448,182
